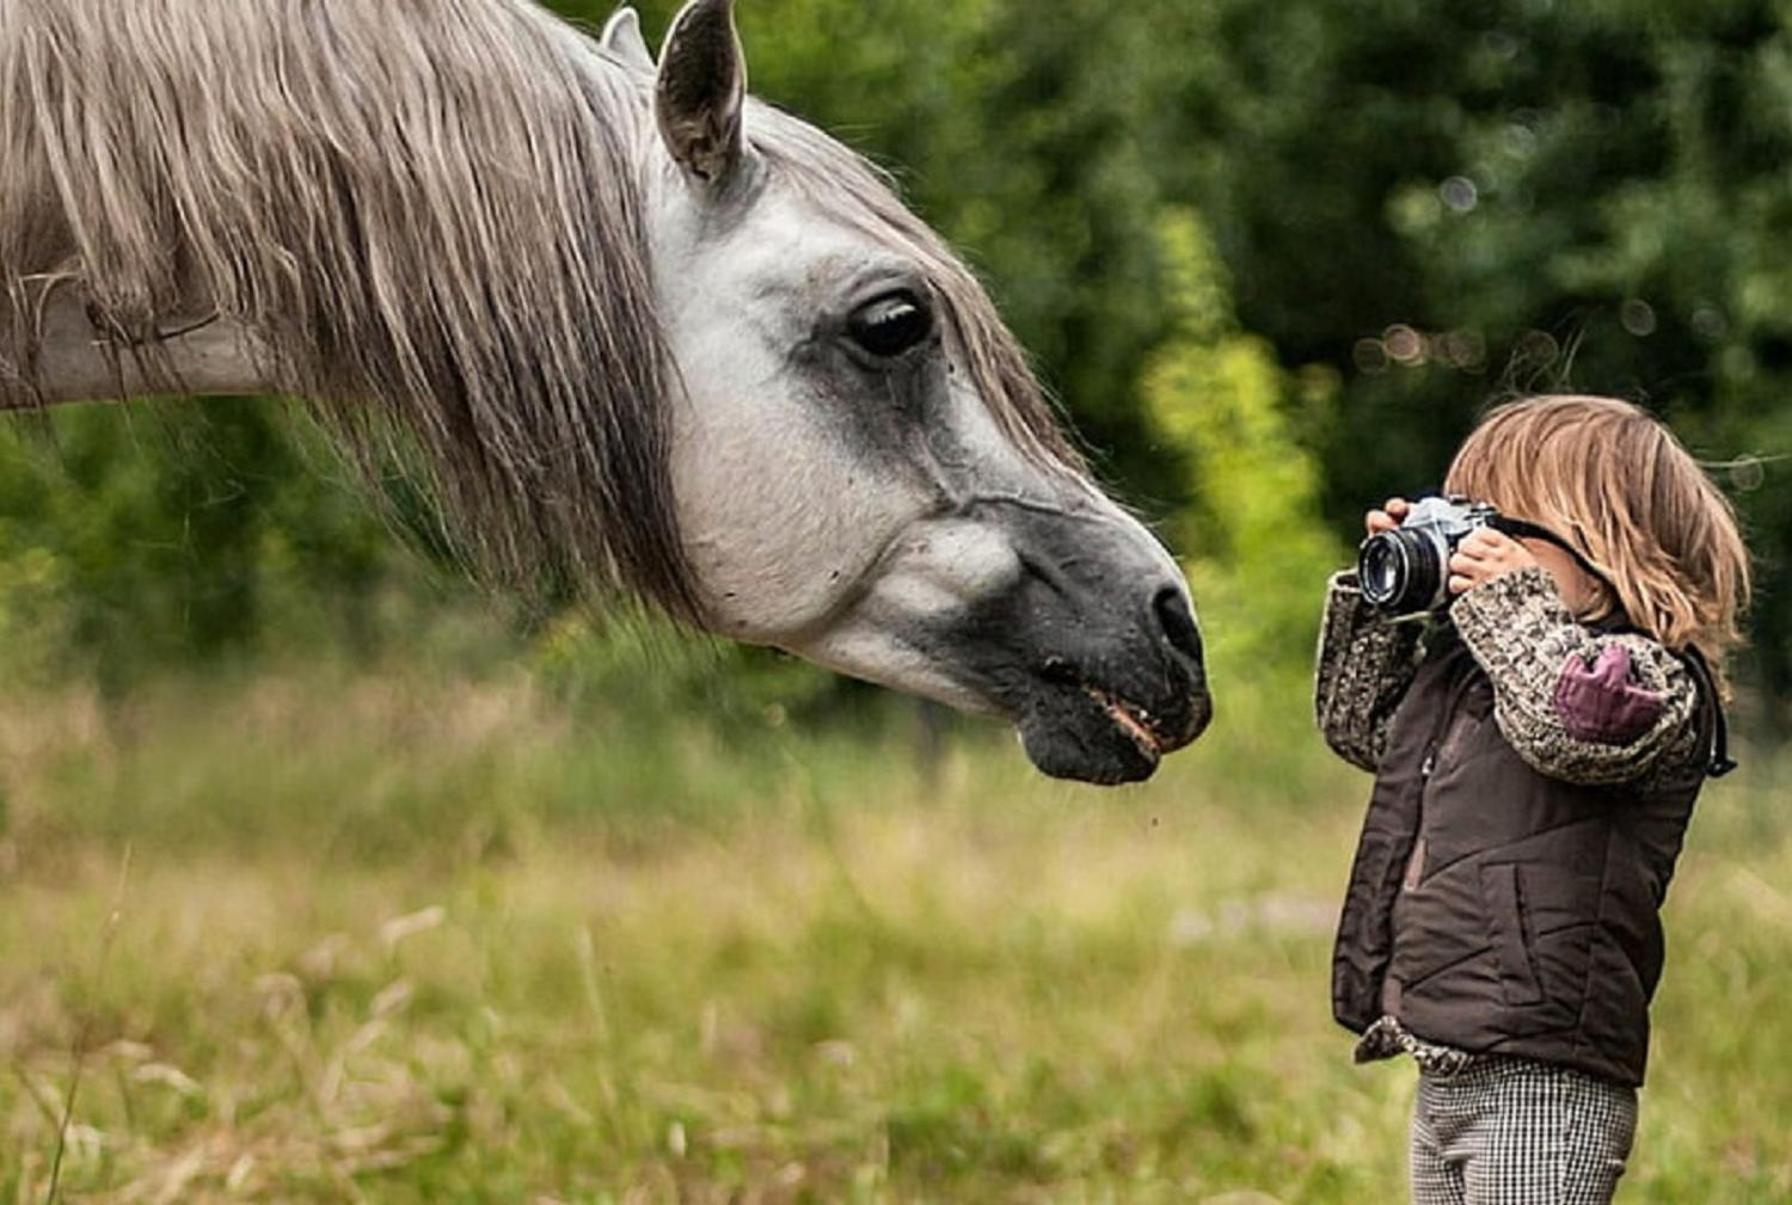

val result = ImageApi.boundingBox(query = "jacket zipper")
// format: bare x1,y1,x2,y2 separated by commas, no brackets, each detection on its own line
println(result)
1402,750,1434,892
1404,663,1477,894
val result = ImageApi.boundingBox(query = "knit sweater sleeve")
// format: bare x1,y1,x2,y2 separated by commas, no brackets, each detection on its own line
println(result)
1449,566,1703,787
1314,571,1426,773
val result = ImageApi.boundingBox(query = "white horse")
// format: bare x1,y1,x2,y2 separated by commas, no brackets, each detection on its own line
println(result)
0,0,1210,784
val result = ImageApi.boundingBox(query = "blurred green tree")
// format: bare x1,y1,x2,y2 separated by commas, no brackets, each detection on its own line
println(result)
1152,0,1792,696
1141,210,1343,677
0,404,394,690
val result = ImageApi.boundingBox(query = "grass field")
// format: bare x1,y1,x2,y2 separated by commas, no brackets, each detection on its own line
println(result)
1,660,1788,1202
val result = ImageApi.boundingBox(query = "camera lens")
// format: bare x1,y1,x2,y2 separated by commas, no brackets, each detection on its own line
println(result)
1359,534,1409,609
1358,529,1447,614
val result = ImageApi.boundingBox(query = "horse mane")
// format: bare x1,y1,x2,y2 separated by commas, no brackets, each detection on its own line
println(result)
0,0,1081,621
2,0,697,615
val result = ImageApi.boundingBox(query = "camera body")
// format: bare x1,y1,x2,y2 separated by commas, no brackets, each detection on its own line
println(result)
1358,496,1501,615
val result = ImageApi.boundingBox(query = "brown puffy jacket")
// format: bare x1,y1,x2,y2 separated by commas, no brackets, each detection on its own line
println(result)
1330,621,1721,1086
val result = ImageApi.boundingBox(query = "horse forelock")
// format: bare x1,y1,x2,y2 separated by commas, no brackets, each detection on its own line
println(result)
746,107,1090,480
1,0,702,620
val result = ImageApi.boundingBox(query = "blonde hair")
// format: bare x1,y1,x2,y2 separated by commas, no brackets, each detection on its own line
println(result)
1445,396,1751,685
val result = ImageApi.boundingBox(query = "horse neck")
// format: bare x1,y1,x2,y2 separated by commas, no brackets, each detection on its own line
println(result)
3,0,661,412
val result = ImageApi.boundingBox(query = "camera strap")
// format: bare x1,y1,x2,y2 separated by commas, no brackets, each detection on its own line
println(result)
1679,645,1740,779
1486,516,1619,599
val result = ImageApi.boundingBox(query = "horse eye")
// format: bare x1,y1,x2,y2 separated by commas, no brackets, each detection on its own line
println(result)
846,292,934,359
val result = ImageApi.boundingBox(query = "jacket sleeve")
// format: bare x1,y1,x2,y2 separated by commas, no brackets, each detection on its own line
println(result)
1314,571,1426,773
1450,566,1703,786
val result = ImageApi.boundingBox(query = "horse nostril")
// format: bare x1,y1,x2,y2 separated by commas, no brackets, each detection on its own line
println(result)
1152,586,1204,666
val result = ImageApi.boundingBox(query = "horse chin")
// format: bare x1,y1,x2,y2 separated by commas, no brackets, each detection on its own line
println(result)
1016,681,1212,786
792,622,1211,785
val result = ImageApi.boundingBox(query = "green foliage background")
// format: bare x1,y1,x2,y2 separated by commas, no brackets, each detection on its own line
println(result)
4,0,1789,711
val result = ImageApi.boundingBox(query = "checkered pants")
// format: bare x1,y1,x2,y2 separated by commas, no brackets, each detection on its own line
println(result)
1410,1057,1638,1204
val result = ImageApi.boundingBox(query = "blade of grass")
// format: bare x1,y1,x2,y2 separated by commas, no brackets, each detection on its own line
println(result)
45,844,131,1205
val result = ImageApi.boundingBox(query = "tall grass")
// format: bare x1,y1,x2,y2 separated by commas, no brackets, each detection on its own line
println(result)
0,655,1786,1202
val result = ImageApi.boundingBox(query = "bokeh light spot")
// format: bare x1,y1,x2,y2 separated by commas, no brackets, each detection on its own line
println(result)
1353,338,1390,375
1620,299,1658,337
1440,176,1479,213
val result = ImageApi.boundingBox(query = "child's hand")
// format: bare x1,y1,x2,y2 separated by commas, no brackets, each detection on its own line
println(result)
1364,498,1411,536
1448,528,1540,596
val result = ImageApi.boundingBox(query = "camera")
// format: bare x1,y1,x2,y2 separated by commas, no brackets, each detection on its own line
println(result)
1358,496,1500,615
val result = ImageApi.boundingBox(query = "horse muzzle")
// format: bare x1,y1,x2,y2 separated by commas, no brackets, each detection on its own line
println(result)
789,497,1212,785
1007,580,1212,785
895,504,1213,784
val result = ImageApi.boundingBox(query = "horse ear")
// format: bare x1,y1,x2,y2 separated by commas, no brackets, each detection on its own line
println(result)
654,0,747,187
600,8,654,71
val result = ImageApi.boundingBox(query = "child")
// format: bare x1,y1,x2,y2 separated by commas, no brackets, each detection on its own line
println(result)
1314,396,1751,1204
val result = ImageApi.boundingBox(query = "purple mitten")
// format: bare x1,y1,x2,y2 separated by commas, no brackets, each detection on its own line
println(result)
1552,646,1665,745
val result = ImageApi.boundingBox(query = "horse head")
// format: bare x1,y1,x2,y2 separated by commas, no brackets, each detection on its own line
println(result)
609,2,1210,783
